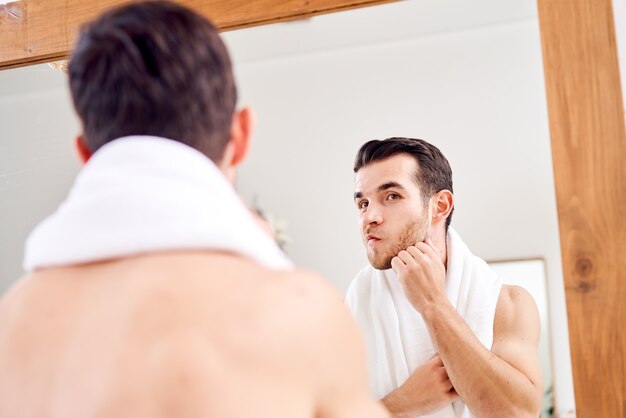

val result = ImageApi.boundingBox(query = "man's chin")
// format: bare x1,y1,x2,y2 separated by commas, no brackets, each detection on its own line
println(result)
368,255,392,270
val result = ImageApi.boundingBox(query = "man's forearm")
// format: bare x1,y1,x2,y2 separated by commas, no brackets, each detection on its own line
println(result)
422,302,539,418
380,395,410,418
378,352,458,417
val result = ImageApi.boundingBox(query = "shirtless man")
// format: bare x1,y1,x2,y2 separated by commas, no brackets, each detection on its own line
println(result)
0,2,388,418
346,137,543,417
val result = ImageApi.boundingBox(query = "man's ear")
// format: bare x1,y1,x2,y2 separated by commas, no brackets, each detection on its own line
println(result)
431,190,454,225
74,135,92,165
227,106,254,168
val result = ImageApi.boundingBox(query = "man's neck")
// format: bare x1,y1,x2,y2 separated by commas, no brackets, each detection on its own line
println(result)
430,228,448,269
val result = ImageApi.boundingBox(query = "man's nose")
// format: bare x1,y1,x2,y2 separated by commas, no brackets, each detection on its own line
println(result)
362,205,383,226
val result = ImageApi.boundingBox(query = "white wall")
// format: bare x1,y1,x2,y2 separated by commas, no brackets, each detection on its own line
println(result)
0,0,575,415
0,66,80,289
613,0,626,119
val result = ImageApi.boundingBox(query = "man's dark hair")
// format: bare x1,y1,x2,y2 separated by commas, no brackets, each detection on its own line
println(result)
354,137,454,230
68,0,237,162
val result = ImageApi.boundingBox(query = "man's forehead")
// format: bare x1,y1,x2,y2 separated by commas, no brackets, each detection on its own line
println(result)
354,155,418,192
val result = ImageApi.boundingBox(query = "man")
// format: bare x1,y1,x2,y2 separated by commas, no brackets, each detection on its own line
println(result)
346,137,543,418
0,2,387,418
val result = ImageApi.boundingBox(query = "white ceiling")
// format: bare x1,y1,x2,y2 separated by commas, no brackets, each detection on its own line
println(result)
0,0,537,97
222,0,537,64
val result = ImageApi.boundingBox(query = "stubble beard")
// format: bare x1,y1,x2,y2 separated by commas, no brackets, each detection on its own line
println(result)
367,217,430,270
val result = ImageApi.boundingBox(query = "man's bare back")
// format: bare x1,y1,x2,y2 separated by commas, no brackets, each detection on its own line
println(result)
0,252,387,418
0,3,389,416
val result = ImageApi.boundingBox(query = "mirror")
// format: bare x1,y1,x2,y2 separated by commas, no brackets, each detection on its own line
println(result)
224,0,574,416
0,0,575,416
0,64,80,288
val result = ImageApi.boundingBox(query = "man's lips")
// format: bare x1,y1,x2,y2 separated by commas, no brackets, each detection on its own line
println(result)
366,234,382,243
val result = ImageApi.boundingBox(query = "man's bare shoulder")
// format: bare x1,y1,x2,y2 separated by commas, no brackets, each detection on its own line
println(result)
492,284,541,368
494,285,540,329
132,255,381,417
189,253,340,301
491,286,543,406
0,271,49,326
152,253,344,314
243,265,353,346
0,254,387,418
279,267,346,306
124,253,350,347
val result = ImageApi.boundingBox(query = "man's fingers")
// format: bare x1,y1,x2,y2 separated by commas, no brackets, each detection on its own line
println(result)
397,250,414,265
390,256,404,272
415,241,437,259
429,353,442,366
407,245,438,276
425,239,441,258
406,245,422,258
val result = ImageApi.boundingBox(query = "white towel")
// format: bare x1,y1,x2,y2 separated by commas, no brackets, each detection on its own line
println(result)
24,136,293,271
345,228,501,418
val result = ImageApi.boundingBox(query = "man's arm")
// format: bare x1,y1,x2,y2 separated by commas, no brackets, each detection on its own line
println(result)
422,285,542,418
381,354,458,417
389,241,543,418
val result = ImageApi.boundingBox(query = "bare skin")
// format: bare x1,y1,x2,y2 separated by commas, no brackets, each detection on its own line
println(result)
388,243,542,418
0,252,388,418
381,354,458,416
0,104,388,418
354,154,543,418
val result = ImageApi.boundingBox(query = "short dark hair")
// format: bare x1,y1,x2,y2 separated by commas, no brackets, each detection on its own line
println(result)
354,137,454,229
68,0,237,162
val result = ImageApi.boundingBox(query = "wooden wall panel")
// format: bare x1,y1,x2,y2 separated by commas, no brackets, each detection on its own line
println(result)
537,0,626,416
0,0,394,70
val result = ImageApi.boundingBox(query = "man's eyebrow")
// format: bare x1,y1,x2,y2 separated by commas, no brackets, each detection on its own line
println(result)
378,181,406,192
354,182,406,200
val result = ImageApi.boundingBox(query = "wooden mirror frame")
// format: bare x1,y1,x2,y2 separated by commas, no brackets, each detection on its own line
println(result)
1,0,624,415
538,1,625,416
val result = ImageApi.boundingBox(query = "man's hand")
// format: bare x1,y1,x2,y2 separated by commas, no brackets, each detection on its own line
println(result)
390,239,448,314
381,354,457,417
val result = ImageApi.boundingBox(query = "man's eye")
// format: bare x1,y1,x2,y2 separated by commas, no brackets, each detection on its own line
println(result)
387,193,400,200
358,201,369,209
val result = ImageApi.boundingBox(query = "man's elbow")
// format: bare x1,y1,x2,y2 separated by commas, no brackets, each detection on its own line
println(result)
506,403,541,418
480,407,539,418
479,396,542,418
